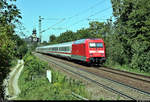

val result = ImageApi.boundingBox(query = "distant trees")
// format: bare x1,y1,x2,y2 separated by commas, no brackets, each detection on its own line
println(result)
56,30,75,43
11,34,28,59
48,21,113,44
43,41,48,45
49,35,56,42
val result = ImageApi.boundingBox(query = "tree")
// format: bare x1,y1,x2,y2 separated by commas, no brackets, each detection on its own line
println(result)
42,41,48,45
56,30,75,43
111,0,150,71
49,34,56,42
11,34,28,58
88,20,113,38
0,0,22,99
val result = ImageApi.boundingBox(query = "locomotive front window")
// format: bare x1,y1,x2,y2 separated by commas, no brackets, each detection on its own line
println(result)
97,43,103,48
89,43,96,48
89,43,103,48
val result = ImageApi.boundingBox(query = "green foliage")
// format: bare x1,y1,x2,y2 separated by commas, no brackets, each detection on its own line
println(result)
104,34,129,66
130,40,150,72
18,54,90,100
0,33,15,67
56,30,76,43
110,0,150,72
0,0,23,99
11,34,28,59
49,34,56,42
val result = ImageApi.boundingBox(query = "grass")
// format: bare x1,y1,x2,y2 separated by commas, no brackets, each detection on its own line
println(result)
16,53,91,100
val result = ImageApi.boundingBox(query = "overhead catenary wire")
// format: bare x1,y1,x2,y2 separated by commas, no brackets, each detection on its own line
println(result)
41,18,66,33
60,0,107,27
69,6,112,27
67,0,106,20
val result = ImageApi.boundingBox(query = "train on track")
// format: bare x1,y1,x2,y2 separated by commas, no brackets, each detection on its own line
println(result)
36,38,106,64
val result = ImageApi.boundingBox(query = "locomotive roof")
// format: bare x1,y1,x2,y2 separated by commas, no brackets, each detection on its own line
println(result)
73,38,103,44
74,39,86,44
37,38,103,49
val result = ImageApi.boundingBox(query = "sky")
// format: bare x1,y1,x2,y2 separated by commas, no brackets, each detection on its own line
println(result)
15,0,113,42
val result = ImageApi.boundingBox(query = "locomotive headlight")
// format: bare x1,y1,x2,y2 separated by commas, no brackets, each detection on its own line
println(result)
89,51,96,53
101,53,104,56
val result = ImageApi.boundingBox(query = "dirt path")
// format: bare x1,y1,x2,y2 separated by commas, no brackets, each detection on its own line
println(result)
3,60,24,100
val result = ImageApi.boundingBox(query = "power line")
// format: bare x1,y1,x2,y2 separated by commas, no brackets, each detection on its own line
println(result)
67,0,106,20
51,27,67,30
88,6,111,18
41,18,65,33
87,18,109,21
44,18,66,21
59,0,106,27
69,6,112,27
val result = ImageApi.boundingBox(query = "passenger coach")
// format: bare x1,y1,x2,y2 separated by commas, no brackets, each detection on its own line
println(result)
36,38,106,64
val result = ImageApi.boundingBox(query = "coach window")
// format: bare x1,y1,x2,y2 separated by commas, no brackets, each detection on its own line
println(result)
59,47,61,51
67,47,69,51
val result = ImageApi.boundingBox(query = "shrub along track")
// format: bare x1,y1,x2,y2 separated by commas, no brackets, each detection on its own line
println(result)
34,52,150,100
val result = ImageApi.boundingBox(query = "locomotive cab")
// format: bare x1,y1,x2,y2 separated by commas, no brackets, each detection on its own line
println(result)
86,39,106,64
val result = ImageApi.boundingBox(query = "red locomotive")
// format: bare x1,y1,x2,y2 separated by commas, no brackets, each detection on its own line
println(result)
36,38,106,64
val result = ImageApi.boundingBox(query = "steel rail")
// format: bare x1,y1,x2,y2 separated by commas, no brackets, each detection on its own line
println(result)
96,67,150,83
102,66,150,79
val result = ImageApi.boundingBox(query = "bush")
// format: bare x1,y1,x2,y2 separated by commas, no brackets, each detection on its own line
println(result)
130,40,150,72
104,34,129,66
18,53,90,100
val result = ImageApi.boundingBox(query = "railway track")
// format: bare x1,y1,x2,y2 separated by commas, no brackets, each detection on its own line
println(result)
34,52,150,100
97,67,150,84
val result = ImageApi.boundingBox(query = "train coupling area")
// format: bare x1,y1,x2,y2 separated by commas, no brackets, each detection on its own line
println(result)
90,57,106,64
